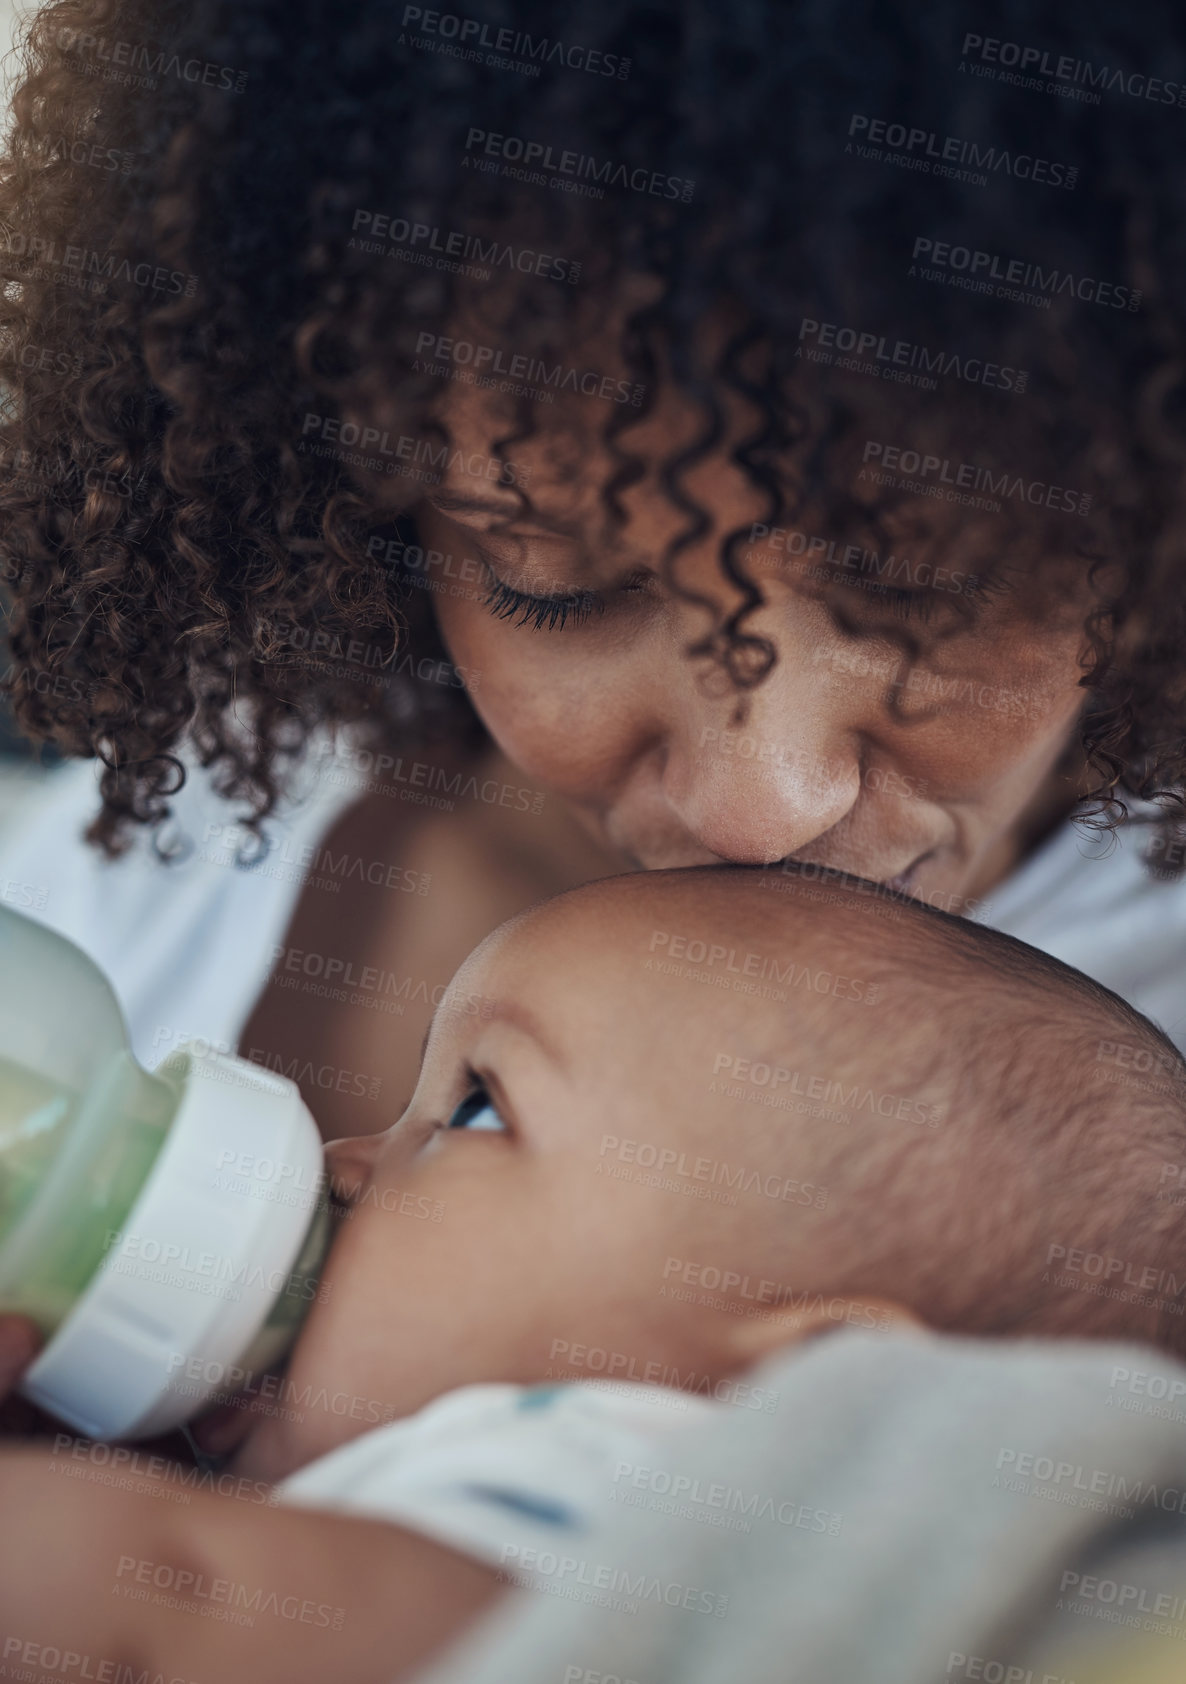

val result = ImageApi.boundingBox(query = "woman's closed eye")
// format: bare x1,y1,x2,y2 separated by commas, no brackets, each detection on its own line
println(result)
475,541,655,634
481,571,604,633
445,1088,508,1132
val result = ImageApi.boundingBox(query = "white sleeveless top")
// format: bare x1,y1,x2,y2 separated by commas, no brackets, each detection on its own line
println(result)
2,748,1183,1062
0,743,365,1069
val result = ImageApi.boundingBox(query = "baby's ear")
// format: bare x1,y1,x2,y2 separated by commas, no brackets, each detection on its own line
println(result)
719,1296,928,1371
324,1132,389,1203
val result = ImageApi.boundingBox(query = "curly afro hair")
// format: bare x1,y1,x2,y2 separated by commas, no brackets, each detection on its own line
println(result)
0,0,1185,859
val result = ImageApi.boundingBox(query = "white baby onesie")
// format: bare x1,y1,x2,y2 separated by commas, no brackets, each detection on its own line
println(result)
275,1379,738,1582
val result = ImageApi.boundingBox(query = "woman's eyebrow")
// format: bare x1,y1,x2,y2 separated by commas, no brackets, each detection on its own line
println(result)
428,490,579,541
428,491,521,517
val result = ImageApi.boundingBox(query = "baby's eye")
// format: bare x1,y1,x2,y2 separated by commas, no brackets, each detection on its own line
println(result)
445,1089,507,1132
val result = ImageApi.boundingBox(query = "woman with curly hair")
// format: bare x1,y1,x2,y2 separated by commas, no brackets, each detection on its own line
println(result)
0,0,1183,1199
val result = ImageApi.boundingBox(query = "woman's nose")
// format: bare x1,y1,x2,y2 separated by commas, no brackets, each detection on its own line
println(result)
654,640,865,865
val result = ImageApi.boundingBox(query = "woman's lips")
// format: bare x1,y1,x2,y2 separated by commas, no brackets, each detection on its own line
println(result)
884,867,919,895
772,851,935,895
882,852,934,896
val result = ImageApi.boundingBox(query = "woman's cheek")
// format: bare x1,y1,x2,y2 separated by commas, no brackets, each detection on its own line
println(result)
894,616,1085,746
436,595,643,793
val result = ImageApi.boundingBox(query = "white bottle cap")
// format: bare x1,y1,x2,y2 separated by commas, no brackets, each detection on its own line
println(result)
22,1042,325,1441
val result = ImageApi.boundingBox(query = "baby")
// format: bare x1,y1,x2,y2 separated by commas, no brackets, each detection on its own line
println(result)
2,864,1185,1684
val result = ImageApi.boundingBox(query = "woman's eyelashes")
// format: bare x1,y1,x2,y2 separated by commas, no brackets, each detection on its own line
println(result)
476,540,1008,639
481,571,604,633
445,1087,508,1132
826,569,1008,634
477,547,655,633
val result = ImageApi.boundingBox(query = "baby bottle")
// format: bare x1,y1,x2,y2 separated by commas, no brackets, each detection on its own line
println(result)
0,904,332,1441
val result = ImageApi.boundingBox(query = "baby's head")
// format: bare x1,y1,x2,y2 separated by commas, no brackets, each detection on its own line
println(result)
238,866,1186,1479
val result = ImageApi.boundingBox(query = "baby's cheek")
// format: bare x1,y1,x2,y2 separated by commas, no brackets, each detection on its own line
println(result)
361,1141,544,1273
